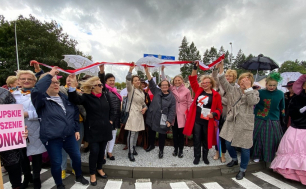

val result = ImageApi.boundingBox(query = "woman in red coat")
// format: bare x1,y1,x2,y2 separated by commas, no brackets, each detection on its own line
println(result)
183,62,222,165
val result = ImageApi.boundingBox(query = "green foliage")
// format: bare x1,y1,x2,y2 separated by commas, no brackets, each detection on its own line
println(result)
279,60,306,74
179,37,201,78
0,15,90,85
114,82,126,89
152,71,160,84
137,70,147,80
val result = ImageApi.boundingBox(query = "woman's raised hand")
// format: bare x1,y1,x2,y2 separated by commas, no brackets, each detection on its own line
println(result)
50,66,59,76
99,64,105,73
129,62,135,72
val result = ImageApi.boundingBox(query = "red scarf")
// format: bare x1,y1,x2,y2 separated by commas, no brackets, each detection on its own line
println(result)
91,92,102,98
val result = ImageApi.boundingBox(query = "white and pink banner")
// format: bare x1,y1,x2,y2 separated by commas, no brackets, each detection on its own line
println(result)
0,104,26,152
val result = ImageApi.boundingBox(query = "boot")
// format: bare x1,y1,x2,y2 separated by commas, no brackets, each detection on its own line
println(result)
133,146,138,156
145,145,155,152
172,149,178,156
33,178,41,189
178,150,183,158
22,174,33,188
128,153,135,162
202,150,209,165
158,150,163,159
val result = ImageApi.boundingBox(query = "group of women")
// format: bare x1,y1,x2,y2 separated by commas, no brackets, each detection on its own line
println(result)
1,59,306,188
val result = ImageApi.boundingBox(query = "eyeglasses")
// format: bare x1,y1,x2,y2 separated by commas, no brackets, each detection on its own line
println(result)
19,78,34,82
51,81,60,85
94,84,103,88
161,84,169,87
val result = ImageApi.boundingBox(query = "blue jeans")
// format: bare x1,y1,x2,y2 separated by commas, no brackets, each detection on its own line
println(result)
225,140,250,172
44,135,82,186
61,122,84,170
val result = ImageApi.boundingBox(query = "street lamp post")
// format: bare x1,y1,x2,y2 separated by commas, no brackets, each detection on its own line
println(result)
229,42,232,69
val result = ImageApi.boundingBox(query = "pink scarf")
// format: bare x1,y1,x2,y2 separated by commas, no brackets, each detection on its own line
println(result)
91,92,102,98
105,84,122,101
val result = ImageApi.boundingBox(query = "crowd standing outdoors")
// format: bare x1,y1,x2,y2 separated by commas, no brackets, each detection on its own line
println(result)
0,60,306,189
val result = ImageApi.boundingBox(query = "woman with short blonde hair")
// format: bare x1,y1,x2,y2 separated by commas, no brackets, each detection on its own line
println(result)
216,62,259,180
6,76,18,89
68,73,113,185
79,77,100,94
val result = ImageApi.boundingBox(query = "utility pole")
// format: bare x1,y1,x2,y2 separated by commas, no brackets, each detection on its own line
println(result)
230,42,232,69
15,22,20,70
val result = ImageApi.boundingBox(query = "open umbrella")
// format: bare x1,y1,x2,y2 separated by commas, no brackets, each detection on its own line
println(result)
239,54,279,71
135,56,163,73
63,55,99,76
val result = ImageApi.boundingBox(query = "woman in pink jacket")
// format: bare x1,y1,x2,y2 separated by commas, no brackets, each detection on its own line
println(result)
162,66,192,158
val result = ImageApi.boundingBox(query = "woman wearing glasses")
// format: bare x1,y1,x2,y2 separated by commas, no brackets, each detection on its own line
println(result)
183,63,222,165
31,67,88,189
67,74,113,186
12,70,47,189
144,66,176,159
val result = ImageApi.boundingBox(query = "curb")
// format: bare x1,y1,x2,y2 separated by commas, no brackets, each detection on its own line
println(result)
68,161,267,179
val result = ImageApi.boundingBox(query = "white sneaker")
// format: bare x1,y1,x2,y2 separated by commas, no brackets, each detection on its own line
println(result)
253,158,260,163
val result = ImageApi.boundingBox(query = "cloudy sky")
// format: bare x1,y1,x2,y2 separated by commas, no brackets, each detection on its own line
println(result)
1,0,306,82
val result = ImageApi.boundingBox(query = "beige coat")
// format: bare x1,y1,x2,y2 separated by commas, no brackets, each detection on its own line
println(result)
212,69,239,118
218,74,259,149
125,72,146,132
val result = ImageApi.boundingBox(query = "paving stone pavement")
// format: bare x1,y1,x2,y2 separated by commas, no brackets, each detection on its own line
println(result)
2,169,305,188
80,144,240,167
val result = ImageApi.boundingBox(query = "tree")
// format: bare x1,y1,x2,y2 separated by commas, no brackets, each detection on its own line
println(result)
121,82,126,89
180,42,201,78
178,37,191,78
137,70,146,80
152,71,160,84
0,15,90,84
279,60,306,74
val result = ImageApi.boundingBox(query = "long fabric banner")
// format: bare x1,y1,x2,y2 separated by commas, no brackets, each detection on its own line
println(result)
30,54,224,75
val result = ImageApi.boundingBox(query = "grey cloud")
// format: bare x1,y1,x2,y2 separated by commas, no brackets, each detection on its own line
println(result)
1,0,306,82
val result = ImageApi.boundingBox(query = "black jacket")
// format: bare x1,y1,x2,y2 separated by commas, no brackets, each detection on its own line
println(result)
284,92,296,125
99,72,121,129
289,90,306,129
145,79,176,134
68,90,113,143
31,74,80,144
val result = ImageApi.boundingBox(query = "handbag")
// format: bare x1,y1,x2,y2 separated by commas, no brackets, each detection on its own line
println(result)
159,96,168,130
120,89,134,124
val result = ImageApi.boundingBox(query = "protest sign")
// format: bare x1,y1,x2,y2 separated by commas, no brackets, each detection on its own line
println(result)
0,104,26,152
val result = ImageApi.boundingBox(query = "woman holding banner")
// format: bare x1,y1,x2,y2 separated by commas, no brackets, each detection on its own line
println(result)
12,70,47,189
216,61,259,180
144,66,176,159
124,64,148,161
67,73,113,186
183,62,222,165
31,67,89,189
161,66,192,158
0,87,29,189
